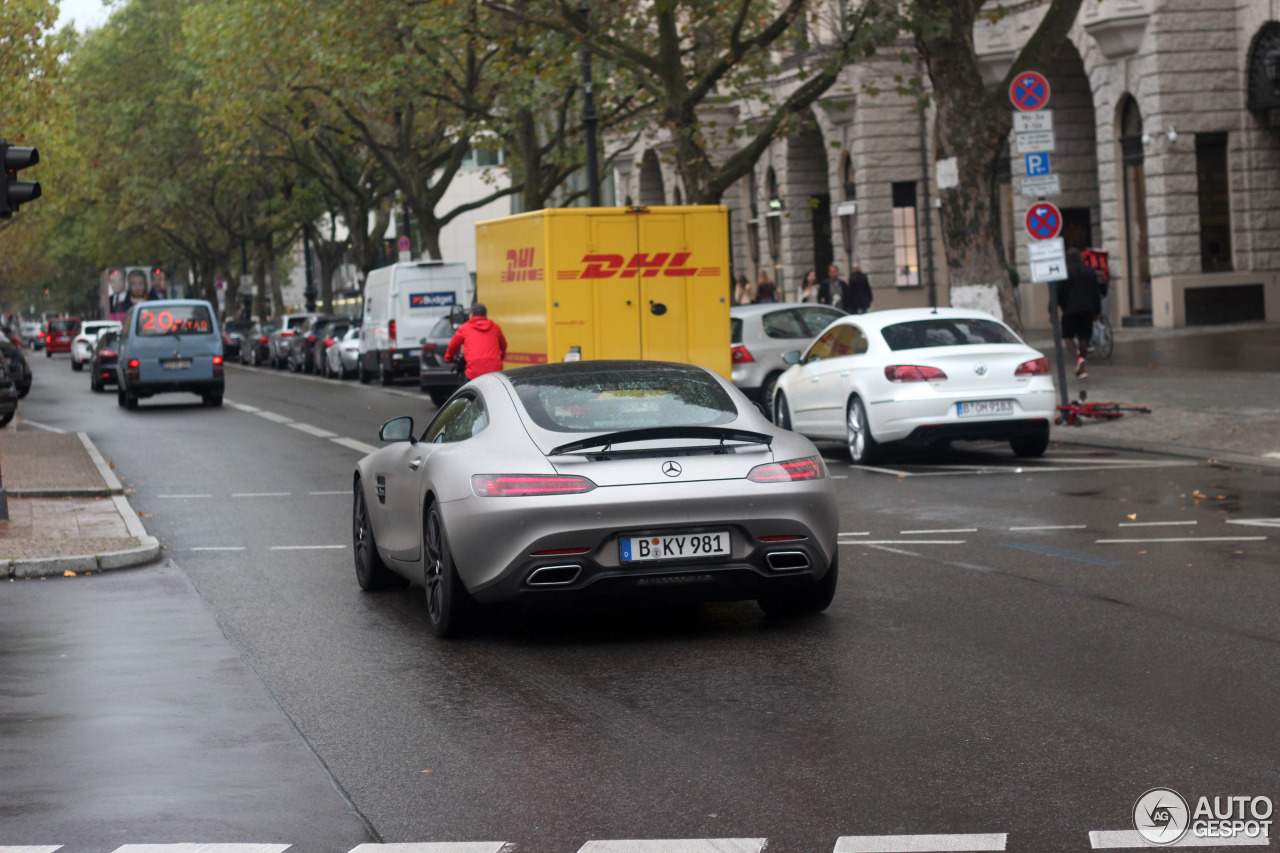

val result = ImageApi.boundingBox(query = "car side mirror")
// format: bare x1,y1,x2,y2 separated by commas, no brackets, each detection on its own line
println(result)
379,416,416,443
782,350,802,365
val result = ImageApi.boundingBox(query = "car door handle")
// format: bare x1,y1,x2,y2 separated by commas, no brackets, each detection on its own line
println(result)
408,458,423,471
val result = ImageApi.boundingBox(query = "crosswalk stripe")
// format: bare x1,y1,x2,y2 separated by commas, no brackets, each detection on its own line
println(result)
349,845,511,853
0,847,63,853
834,834,1008,852
1089,829,1269,848
578,841,766,853
111,847,290,853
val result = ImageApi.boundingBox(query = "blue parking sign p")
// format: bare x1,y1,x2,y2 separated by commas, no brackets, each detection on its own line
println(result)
1025,153,1051,177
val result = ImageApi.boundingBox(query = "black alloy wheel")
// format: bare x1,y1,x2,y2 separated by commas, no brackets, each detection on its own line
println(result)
772,392,792,431
423,503,472,638
353,484,394,591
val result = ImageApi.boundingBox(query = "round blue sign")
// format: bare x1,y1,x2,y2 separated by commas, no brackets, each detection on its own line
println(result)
1010,71,1051,112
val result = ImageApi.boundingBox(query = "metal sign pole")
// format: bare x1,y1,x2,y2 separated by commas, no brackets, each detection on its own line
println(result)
1047,279,1070,407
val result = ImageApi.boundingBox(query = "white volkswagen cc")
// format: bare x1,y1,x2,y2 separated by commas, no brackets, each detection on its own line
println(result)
772,308,1057,464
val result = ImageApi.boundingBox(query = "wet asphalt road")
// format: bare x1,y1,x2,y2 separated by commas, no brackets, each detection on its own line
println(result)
2,354,1278,853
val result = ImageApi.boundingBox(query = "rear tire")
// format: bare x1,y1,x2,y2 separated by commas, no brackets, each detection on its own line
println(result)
71,359,83,372
379,358,392,386
202,393,223,407
772,391,792,431
758,554,838,617
759,371,782,413
353,483,394,591
846,396,881,465
91,373,102,393
117,388,126,407
0,411,13,428
358,357,370,384
423,503,472,638
1010,426,1050,458
125,390,139,410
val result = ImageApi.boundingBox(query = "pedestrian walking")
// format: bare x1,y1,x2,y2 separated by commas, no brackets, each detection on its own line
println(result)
444,303,508,380
846,264,872,314
822,264,848,310
1057,248,1102,378
733,274,753,306
799,270,821,303
754,271,778,303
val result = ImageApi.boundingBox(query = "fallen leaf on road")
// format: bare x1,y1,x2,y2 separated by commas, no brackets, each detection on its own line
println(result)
1192,490,1206,500
63,570,76,577
1127,513,1137,520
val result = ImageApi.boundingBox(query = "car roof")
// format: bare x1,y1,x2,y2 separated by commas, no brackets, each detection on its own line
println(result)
827,307,1007,331
728,303,828,318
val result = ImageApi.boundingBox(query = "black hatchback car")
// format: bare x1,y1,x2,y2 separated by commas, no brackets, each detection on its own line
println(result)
286,315,334,374
0,332,32,398
89,330,121,392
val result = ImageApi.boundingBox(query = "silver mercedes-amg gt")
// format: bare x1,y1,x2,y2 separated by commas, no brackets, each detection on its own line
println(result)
352,360,840,637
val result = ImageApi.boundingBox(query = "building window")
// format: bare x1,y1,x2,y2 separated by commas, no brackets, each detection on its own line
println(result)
892,181,920,287
461,143,503,169
1196,133,1233,273
766,167,782,262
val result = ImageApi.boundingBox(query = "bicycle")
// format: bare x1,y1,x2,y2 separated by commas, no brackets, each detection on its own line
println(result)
1054,391,1150,426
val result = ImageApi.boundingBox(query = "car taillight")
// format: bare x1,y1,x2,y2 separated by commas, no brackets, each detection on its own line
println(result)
731,345,754,364
127,359,140,368
100,349,116,359
259,336,269,344
389,319,397,346
212,356,224,365
1015,357,1050,376
885,365,947,382
323,337,335,347
422,343,438,352
747,457,824,482
471,474,597,497
307,334,316,343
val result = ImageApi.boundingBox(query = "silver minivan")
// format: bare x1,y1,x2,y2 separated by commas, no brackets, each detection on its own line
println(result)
116,299,225,409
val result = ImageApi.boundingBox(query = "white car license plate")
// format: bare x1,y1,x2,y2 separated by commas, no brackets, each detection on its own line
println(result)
620,531,731,562
162,359,192,370
957,399,1014,417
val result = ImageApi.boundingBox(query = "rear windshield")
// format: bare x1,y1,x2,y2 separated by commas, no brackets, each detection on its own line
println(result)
508,362,738,433
135,304,214,336
50,320,79,332
730,318,742,345
881,318,1021,351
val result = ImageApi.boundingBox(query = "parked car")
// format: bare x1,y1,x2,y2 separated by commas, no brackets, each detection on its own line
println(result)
20,320,44,350
772,307,1056,464
268,313,324,369
89,329,121,392
0,359,17,427
115,299,225,409
352,360,839,637
730,303,846,404
0,332,33,397
44,317,81,357
313,319,349,376
323,322,361,379
239,320,277,366
70,320,122,371
358,261,473,386
222,319,253,361
286,315,335,373
417,312,467,405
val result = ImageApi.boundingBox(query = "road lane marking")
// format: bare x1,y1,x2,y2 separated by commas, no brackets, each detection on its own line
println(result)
254,410,294,423
1096,536,1267,544
1117,520,1198,527
157,494,213,499
226,400,260,412
900,528,978,534
15,419,65,433
835,834,1008,852
332,436,380,454
111,847,292,853
232,492,292,498
1009,525,1086,531
269,545,346,550
0,847,63,853
852,540,968,545
999,542,1126,567
289,422,338,438
1089,829,1268,847
310,490,349,495
1227,518,1280,527
578,841,766,853
187,547,247,552
839,532,870,536
350,845,511,853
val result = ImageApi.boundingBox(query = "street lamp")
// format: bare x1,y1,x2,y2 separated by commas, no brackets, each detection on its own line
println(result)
580,0,601,207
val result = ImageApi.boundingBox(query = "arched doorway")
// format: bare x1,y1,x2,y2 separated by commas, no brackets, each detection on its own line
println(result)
784,116,831,299
1118,95,1151,319
639,150,665,206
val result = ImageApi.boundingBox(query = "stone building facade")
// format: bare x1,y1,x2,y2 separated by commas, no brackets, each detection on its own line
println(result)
609,0,1280,330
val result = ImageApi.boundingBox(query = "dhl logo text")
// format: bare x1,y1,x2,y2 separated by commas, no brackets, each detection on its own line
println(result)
558,253,721,280
502,247,544,282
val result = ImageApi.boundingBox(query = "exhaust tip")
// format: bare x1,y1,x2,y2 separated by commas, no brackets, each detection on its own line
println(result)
765,551,810,571
526,565,582,587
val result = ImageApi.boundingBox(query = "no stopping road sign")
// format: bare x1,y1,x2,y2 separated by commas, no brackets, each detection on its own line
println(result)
1010,71,1051,111
1025,202,1063,240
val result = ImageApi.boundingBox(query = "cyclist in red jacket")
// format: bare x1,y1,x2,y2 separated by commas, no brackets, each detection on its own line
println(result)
444,303,507,379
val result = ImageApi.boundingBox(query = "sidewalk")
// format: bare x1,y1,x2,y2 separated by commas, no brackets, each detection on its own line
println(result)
1032,320,1280,467
0,431,160,578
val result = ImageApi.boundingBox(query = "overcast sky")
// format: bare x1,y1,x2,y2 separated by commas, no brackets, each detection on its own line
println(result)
55,0,112,32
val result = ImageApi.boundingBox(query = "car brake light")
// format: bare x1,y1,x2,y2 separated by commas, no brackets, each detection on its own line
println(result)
323,337,335,347
885,365,947,382
747,457,824,482
212,356,224,365
100,349,116,359
259,336,269,344
127,359,140,368
1015,357,1050,376
471,474,597,497
388,319,397,346
731,345,754,364
307,334,316,343
422,343,438,352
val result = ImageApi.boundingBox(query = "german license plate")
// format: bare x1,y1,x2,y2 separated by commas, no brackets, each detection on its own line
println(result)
957,399,1014,417
161,359,192,370
620,531,730,562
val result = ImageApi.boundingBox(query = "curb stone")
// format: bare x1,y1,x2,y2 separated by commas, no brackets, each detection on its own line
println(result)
1050,431,1280,472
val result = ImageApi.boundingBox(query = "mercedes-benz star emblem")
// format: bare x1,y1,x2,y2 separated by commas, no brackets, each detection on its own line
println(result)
974,363,988,375
662,461,682,477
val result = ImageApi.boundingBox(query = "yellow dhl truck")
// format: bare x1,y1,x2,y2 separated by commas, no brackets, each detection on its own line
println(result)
475,205,730,378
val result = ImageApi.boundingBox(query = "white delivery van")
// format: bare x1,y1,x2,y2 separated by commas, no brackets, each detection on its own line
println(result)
358,261,474,385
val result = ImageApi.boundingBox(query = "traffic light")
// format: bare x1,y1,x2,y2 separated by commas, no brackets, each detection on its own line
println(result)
0,139,42,218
